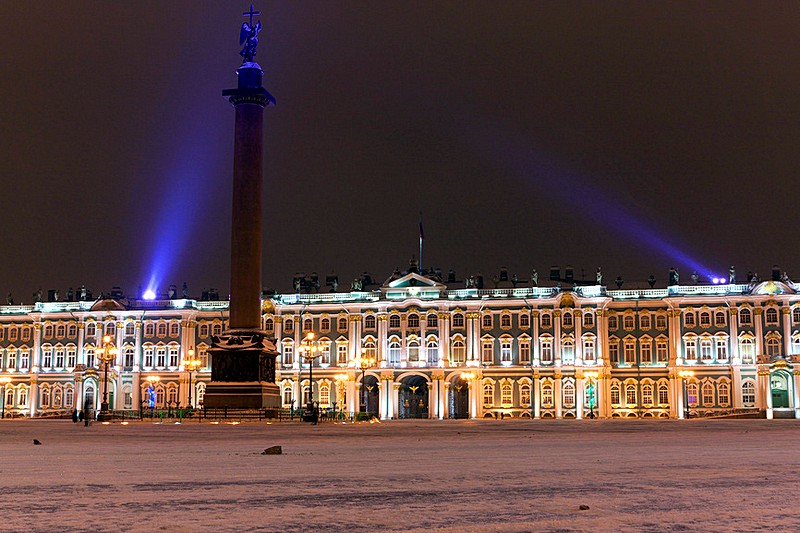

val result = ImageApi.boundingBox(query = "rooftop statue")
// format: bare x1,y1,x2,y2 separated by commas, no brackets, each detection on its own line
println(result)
240,5,262,63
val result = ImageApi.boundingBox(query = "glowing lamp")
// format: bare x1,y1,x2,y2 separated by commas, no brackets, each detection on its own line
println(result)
143,290,156,300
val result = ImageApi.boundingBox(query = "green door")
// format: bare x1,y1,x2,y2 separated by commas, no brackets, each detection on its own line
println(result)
771,374,790,408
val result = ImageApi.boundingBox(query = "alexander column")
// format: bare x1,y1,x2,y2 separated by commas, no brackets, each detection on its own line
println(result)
204,5,280,409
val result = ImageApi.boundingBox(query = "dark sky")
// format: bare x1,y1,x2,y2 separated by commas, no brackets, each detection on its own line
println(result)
2,2,799,299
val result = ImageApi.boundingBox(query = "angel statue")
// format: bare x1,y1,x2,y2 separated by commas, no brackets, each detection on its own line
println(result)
240,17,262,63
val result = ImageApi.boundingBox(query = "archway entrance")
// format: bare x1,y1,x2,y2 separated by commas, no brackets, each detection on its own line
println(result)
362,375,379,417
399,375,429,419
449,378,469,419
771,371,790,408
83,385,95,412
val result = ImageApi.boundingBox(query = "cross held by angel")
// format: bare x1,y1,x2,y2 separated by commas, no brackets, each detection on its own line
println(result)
240,5,262,63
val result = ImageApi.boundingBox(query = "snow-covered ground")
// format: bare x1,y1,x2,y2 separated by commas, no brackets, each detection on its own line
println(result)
1,418,798,532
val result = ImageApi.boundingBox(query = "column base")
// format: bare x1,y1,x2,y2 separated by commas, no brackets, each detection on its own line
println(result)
203,382,281,409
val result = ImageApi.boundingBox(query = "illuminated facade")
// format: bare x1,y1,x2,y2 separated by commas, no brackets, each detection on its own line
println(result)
1,270,799,420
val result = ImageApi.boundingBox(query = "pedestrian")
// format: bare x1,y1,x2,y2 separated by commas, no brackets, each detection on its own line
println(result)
72,410,78,423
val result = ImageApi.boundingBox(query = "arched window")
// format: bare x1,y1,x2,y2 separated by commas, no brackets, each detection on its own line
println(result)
55,324,66,338
700,338,713,360
482,314,492,329
426,314,438,328
739,308,752,325
157,322,167,337
540,313,552,328
541,382,554,407
389,315,401,329
715,311,726,327
583,339,595,362
562,382,575,408
739,337,755,364
658,382,669,405
623,315,635,330
67,324,77,337
607,315,618,330
283,318,294,333
766,338,781,357
282,385,293,406
702,382,714,406
43,324,53,338
282,341,294,366
561,339,574,364
451,339,465,364
426,338,439,364
500,340,512,363
364,315,375,330
319,383,330,406
363,340,377,361
482,383,494,407
407,339,420,362
481,340,493,363
387,341,401,365
765,308,779,324
452,313,464,328
540,338,553,363
337,317,348,331
86,322,97,337
501,383,513,405
65,387,74,408
124,347,135,367
742,381,755,406
520,383,531,406
562,312,573,328
639,314,651,330
718,382,730,405
625,383,637,405
699,312,711,327
106,322,117,337
655,315,667,330
687,383,698,406
684,312,696,327
582,312,594,328
793,307,800,324
500,314,511,328
263,319,273,333
303,318,313,332
407,314,419,329
320,317,330,331
212,323,223,336
642,383,654,406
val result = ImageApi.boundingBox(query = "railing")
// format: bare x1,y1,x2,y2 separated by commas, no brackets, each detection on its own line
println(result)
1,305,35,315
607,289,669,299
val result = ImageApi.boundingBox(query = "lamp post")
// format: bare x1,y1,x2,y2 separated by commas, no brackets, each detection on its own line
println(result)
0,376,10,419
584,370,599,419
356,349,375,416
678,369,695,419
146,375,160,417
298,332,320,423
96,335,118,420
182,349,202,409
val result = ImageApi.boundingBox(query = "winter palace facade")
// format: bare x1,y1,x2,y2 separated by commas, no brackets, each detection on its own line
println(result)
1,269,800,420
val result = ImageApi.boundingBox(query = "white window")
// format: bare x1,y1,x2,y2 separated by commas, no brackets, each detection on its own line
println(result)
793,307,800,324
562,339,574,365
54,346,64,368
541,313,552,328
687,383,698,406
642,383,654,406
156,346,166,367
123,347,134,367
168,345,179,367
765,308,779,325
42,346,52,368
623,315,635,330
388,341,401,365
452,313,464,328
500,341,512,363
699,312,711,327
337,344,348,365
482,314,493,329
540,338,553,363
684,312,696,328
106,322,116,337
562,312,573,328
426,338,439,364
389,315,401,329
143,346,154,367
7,350,16,370
17,350,28,369
451,339,466,364
86,323,96,338
500,314,512,329
481,341,493,363
658,383,669,405
583,312,594,328
610,383,621,406
169,322,179,337
655,315,667,330
625,384,637,405
700,339,713,361
685,338,697,360
363,340,377,362
501,383,512,405
125,322,135,336
640,341,652,364
715,311,726,327
483,383,494,407
520,314,530,328
144,322,154,336
583,339,595,362
718,382,730,406
407,340,420,362
157,323,167,337
656,341,669,363
364,315,376,330
742,381,755,406
739,338,755,364
702,382,714,406
640,314,651,330
563,382,575,408
282,342,294,366
716,338,728,360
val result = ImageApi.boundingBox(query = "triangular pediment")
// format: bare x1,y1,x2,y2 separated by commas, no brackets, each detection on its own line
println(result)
384,273,445,289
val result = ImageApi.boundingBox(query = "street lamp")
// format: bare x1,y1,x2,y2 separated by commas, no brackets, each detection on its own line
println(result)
182,349,202,409
96,335,118,420
0,376,10,419
584,370,599,419
298,332,321,423
145,375,160,416
356,348,376,416
678,369,695,419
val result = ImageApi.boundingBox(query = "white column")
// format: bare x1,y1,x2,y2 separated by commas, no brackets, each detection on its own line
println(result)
793,370,800,419
574,310,583,364
554,374,562,419
554,310,562,366
428,379,437,419
438,313,449,367
77,322,86,365
576,375,584,419
783,308,793,355
754,310,764,357
531,310,541,365
378,314,388,367
392,383,400,419
729,308,740,364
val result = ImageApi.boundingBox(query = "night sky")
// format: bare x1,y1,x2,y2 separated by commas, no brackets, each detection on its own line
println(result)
2,2,799,300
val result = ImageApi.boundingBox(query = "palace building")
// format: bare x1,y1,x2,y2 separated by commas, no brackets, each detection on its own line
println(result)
1,264,799,420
